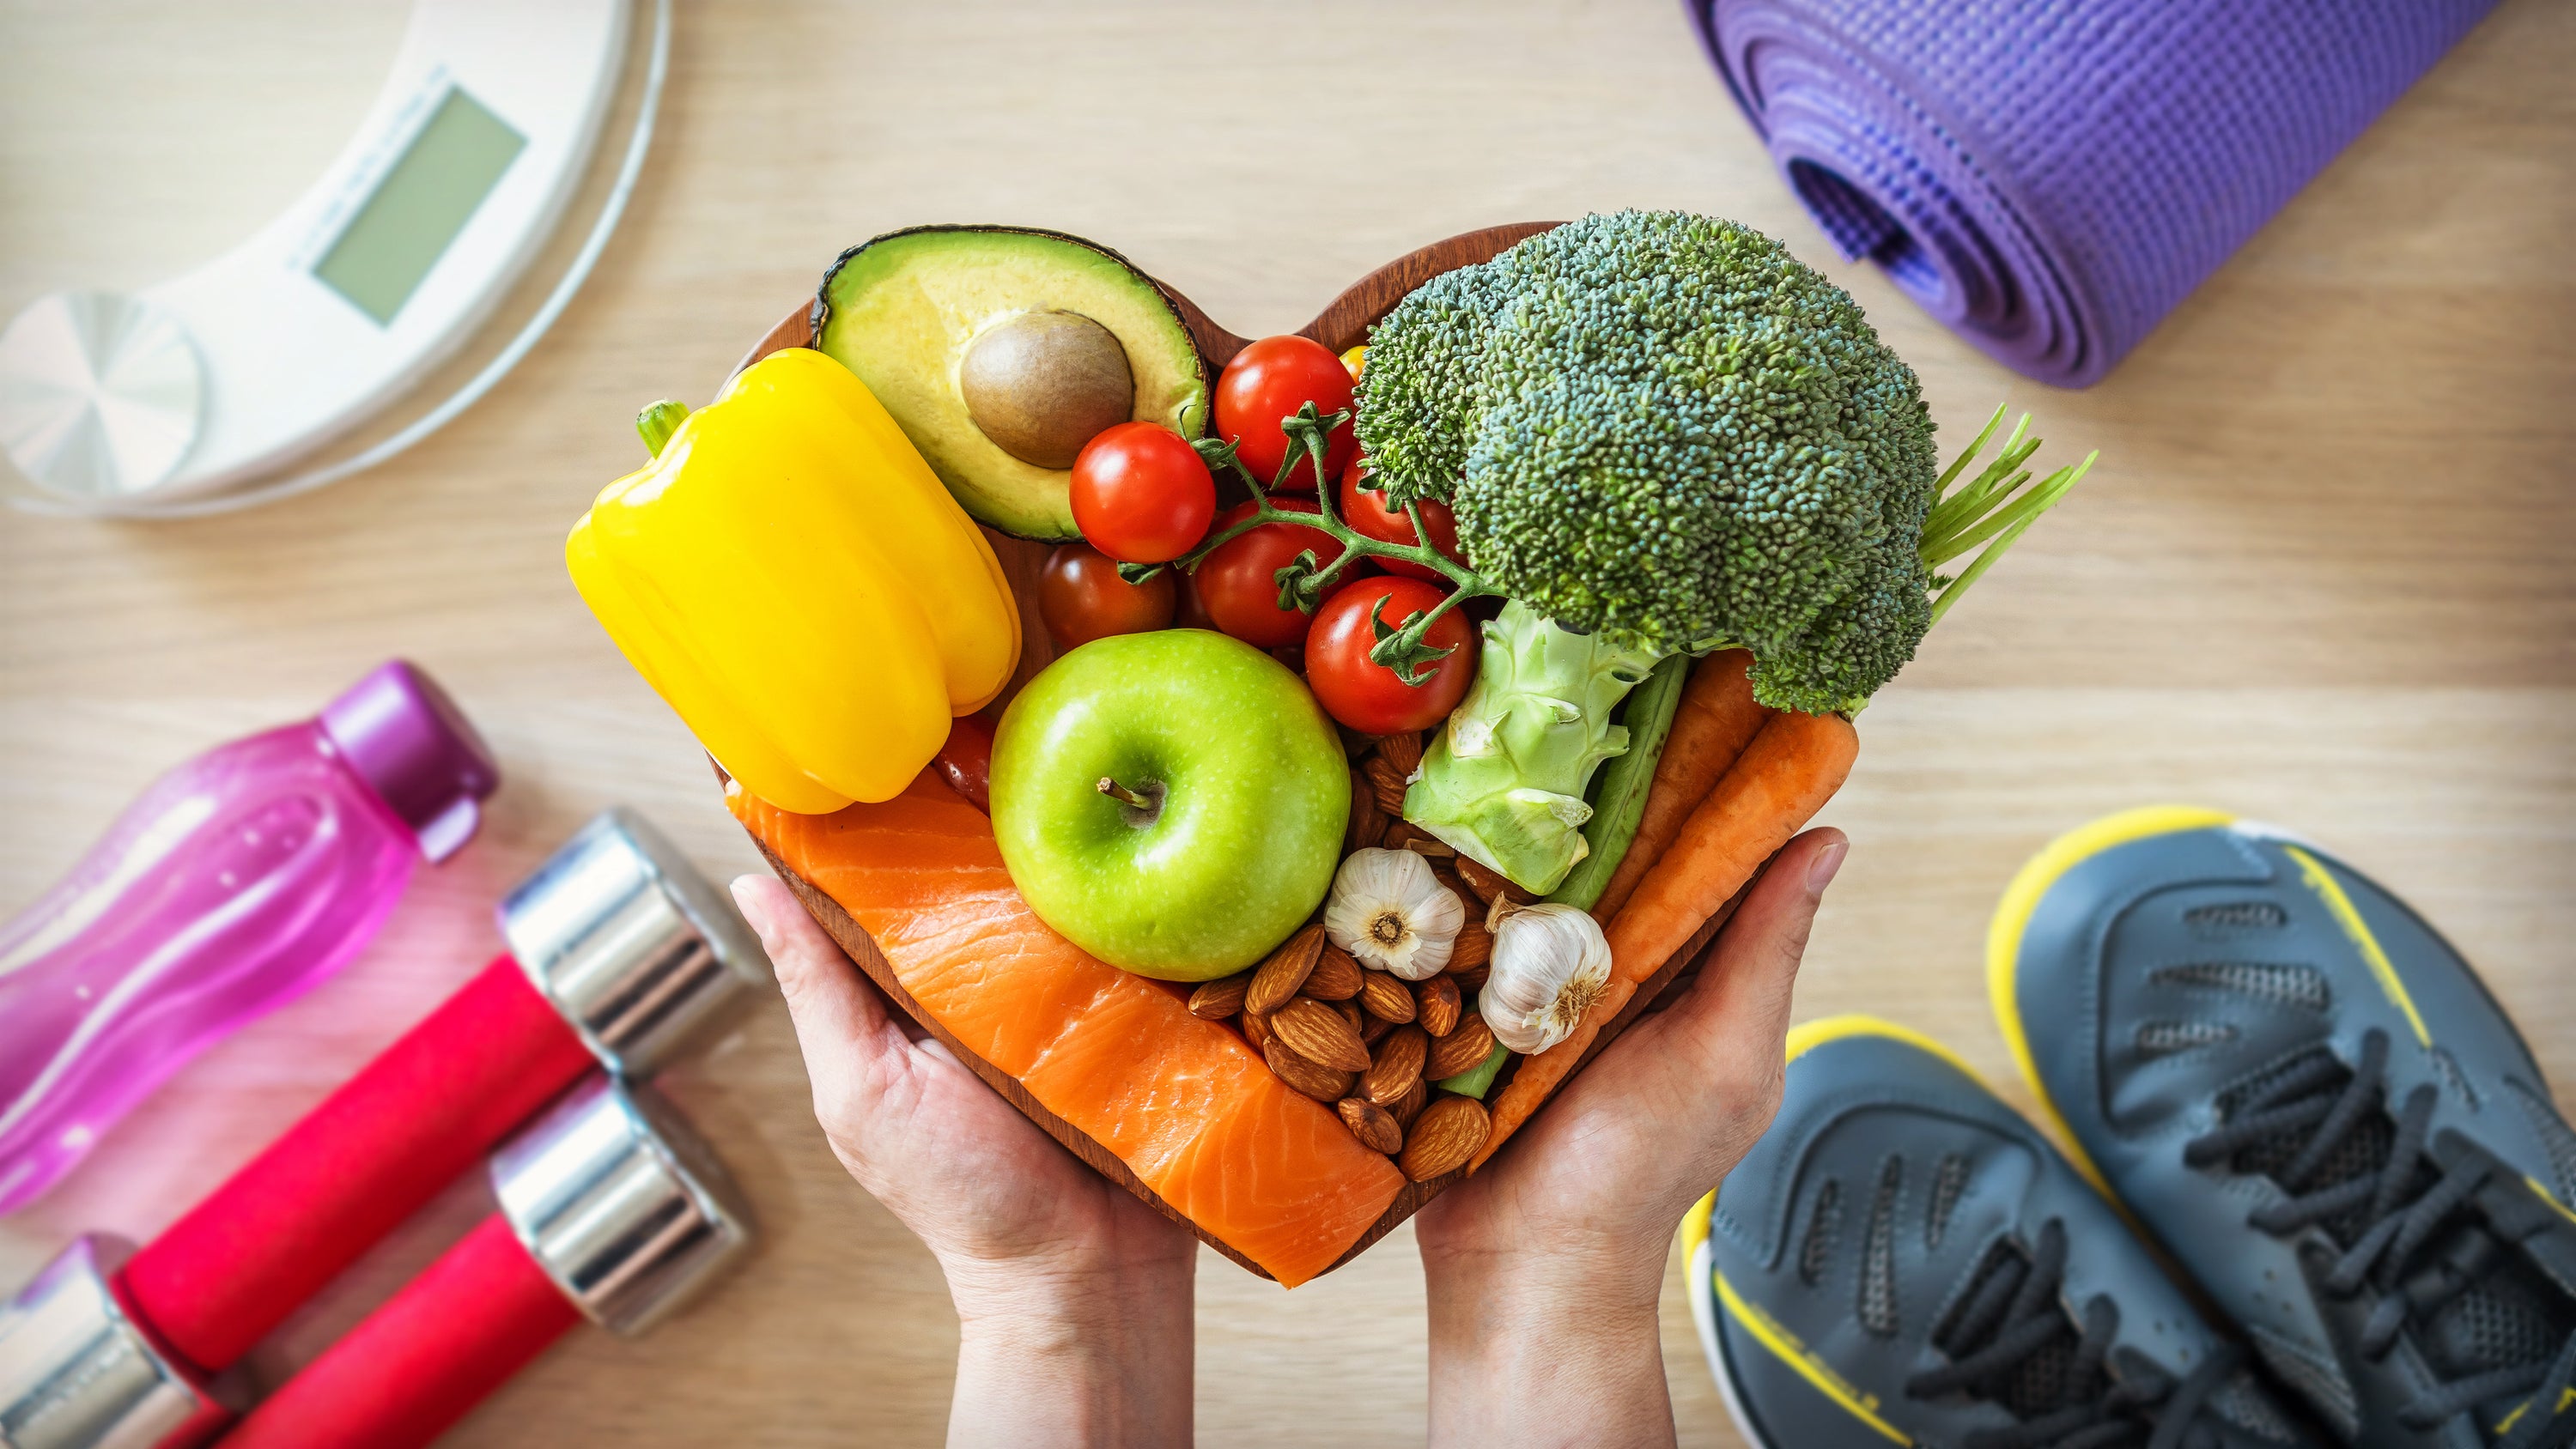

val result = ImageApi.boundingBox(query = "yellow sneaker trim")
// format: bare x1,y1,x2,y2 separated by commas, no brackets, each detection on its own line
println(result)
1787,1014,1987,1080
2527,1175,2576,1230
1680,1018,1972,1270
2280,844,2430,1048
1684,1019,1984,1265
2496,1385,2576,1437
1986,806,2236,1201
1713,1269,1913,1445
1682,1189,1716,1258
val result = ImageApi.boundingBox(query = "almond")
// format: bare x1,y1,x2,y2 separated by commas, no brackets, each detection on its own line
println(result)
1400,1095,1492,1181
1246,924,1325,1015
1400,836,1455,859
1451,855,1531,909
1389,1076,1429,1129
1361,1013,1396,1046
1337,1097,1403,1155
1357,971,1415,1025
1189,973,1251,1021
1417,976,1461,1038
1450,963,1490,993
1334,998,1365,1037
1425,1013,1497,1079
1303,945,1363,1002
1345,766,1382,855
1240,1009,1271,1052
1363,1025,1429,1106
1270,997,1370,1073
1266,1037,1353,1101
1374,730,1424,778
1446,920,1492,972
1362,754,1410,818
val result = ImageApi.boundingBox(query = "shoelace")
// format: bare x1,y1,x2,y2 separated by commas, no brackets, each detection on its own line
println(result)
1904,1219,2244,1449
2184,1028,2576,1448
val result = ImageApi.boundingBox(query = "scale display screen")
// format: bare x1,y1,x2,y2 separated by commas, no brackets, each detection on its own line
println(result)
313,87,525,325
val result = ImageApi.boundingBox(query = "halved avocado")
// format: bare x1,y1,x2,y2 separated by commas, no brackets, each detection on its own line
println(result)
814,227,1209,541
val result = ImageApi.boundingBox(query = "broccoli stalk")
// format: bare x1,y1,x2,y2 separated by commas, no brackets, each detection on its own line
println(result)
1400,602,1662,893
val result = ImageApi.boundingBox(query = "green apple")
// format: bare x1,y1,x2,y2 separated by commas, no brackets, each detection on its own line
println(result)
992,628,1350,981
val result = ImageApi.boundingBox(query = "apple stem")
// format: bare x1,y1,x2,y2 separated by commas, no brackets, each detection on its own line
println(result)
1097,777,1157,811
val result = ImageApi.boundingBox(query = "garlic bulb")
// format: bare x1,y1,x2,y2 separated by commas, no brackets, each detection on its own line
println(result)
1324,847,1465,981
1480,903,1614,1054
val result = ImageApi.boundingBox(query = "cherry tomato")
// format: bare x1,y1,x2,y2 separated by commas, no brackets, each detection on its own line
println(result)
933,714,995,812
1192,499,1348,648
1212,336,1356,492
1069,421,1216,563
1338,460,1463,582
1173,567,1216,632
1303,577,1477,735
1039,543,1175,651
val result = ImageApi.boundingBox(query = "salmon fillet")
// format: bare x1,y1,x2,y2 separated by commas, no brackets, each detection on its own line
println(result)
731,773,1403,1286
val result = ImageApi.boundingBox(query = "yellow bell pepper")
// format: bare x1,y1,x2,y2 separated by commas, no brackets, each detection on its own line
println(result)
567,348,1022,813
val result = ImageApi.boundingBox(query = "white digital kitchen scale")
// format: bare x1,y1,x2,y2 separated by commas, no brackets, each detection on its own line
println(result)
0,0,669,518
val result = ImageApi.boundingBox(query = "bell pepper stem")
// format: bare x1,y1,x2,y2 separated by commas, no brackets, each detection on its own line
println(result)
636,400,691,458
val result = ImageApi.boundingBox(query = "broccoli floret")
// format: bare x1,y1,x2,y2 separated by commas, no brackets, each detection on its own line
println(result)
1373,211,2091,889
1360,209,1939,713
1351,262,1513,507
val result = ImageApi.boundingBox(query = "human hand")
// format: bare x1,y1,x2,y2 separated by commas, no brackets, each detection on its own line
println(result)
1413,828,1847,1447
732,875,1196,1448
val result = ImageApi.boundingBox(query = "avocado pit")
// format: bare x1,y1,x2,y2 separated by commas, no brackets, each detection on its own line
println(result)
961,310,1134,470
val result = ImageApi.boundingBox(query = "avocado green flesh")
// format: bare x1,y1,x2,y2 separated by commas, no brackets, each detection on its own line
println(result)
817,227,1208,541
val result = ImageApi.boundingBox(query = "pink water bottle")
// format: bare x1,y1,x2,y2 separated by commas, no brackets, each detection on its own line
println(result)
0,660,500,1212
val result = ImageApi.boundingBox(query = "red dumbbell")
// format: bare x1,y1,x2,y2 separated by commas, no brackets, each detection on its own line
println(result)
0,808,768,1447
221,1073,752,1449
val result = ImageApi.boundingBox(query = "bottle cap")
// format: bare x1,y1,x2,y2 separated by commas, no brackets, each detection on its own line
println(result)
319,660,501,863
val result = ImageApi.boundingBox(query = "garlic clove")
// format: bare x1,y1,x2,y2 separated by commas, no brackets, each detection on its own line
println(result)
1324,847,1466,982
1479,902,1614,1055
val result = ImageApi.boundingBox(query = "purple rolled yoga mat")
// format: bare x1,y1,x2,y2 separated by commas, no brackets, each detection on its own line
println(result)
1686,0,2497,385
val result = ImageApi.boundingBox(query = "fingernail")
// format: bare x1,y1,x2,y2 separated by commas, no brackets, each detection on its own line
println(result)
729,876,775,940
1806,839,1849,896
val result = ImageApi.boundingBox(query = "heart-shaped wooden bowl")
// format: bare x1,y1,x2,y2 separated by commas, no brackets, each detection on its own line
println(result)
731,223,1759,1280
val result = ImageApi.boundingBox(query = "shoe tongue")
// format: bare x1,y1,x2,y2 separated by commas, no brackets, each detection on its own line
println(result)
1942,1241,2308,1445
2420,1240,2575,1381
2411,1233,2576,1446
1942,1240,2095,1422
2221,1049,2404,1244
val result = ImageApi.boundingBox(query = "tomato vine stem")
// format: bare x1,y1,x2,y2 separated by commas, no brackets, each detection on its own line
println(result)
1144,402,1495,685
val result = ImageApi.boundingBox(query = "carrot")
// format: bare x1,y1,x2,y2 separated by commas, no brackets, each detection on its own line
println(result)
1586,651,1768,922
1472,707,1859,1169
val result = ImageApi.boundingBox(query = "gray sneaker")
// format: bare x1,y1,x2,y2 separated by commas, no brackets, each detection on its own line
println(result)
1992,808,2576,1447
1689,1015,2315,1448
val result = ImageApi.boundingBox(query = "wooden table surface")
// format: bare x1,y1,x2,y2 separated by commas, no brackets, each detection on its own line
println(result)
4,2,2571,1443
